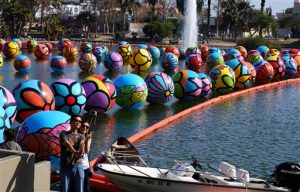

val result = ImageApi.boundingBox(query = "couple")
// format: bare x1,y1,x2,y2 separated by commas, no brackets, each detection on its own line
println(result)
60,115,93,192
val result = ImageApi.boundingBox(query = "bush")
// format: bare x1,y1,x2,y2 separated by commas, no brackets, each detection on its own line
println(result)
114,32,125,40
143,22,174,39
236,36,281,50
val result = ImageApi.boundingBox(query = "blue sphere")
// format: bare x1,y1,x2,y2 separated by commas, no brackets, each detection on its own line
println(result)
147,46,160,60
161,53,179,71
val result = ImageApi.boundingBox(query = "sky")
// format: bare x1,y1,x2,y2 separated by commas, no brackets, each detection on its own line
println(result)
250,0,294,15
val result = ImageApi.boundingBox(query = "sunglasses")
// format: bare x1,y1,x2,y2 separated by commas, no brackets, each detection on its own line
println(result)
82,125,90,129
73,119,82,123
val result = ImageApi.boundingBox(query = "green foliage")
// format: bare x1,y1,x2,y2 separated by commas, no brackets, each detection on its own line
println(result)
176,0,204,15
236,36,281,50
143,22,174,39
45,14,65,40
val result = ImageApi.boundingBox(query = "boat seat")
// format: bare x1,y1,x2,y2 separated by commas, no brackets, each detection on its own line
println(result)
111,143,131,150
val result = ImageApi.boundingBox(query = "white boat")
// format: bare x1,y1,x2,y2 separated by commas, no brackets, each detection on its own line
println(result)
97,138,300,192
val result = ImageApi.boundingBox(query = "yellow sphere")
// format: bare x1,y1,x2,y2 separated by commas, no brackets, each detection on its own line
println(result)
129,48,152,71
0,53,3,68
63,46,78,59
117,44,132,62
3,42,20,58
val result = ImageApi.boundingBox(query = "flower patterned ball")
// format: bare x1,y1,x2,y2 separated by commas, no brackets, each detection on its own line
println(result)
117,44,132,62
57,38,73,51
12,38,22,49
282,57,297,79
45,42,53,53
206,52,225,70
93,45,108,62
266,55,286,81
0,86,17,126
50,56,67,73
62,46,78,59
0,38,5,51
164,46,180,58
14,54,31,72
26,39,37,50
3,42,20,58
236,46,248,60
254,60,274,84
184,46,200,58
79,53,97,72
34,44,49,59
256,45,269,59
137,44,148,49
179,48,185,60
16,110,70,169
129,48,152,71
50,79,86,115
145,72,174,104
247,50,263,64
267,49,280,57
114,74,148,109
0,106,11,143
224,48,242,62
173,70,202,100
91,75,117,108
81,76,111,112
199,44,209,60
293,55,300,77
208,47,222,55
103,52,123,71
226,58,252,89
198,73,213,97
209,65,236,95
147,46,160,60
119,41,129,46
289,49,299,58
80,42,93,53
185,54,202,73
13,79,55,123
0,53,3,68
161,53,179,71
243,61,257,85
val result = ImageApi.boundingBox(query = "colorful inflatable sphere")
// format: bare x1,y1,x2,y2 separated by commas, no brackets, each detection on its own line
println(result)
256,45,269,58
147,46,160,60
209,47,222,55
161,53,179,71
268,49,280,57
0,53,3,68
198,73,212,97
209,65,236,95
266,55,286,81
0,107,11,143
57,38,73,51
117,44,132,62
50,79,86,115
14,54,31,72
293,55,300,76
289,49,299,58
13,79,55,123
80,42,93,53
247,50,263,64
103,52,123,71
185,47,200,58
165,46,180,58
137,44,148,49
93,45,108,61
224,48,242,62
45,42,53,53
114,74,148,109
236,46,247,60
62,46,78,59
185,54,202,72
119,41,129,46
173,70,202,100
282,57,297,79
26,39,37,50
12,38,22,49
3,42,20,58
254,61,274,84
129,48,152,71
81,76,111,112
91,75,117,108
0,38,5,51
206,52,225,70
79,53,97,72
179,48,185,60
16,110,70,165
0,86,17,126
243,61,257,84
199,45,209,60
34,44,49,58
226,58,252,89
50,56,67,72
145,72,174,104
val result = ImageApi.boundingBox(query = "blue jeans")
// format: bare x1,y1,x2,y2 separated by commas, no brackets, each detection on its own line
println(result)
60,164,84,192
84,168,91,192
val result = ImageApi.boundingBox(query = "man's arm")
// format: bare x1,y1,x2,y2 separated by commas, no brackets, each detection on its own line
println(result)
61,133,82,158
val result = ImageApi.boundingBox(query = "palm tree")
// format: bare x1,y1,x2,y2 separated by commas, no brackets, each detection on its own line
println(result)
207,0,211,37
259,0,266,36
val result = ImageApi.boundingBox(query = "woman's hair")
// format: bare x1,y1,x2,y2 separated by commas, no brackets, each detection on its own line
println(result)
80,121,90,133
3,129,14,141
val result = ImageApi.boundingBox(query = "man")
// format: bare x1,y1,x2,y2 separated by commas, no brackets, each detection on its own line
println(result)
60,115,85,192
0,129,22,151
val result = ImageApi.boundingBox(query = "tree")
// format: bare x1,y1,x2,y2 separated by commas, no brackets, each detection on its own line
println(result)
248,10,278,37
143,22,174,39
176,0,204,15
147,0,158,21
259,0,266,36
117,0,137,31
45,14,65,40
207,0,211,36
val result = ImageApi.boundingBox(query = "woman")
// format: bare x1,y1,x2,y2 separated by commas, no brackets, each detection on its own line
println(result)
77,121,93,192
0,129,22,151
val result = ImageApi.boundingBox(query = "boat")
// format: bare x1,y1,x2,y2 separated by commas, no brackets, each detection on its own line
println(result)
96,138,300,192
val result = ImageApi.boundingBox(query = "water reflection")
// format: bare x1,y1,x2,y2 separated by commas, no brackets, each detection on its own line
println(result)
14,72,30,80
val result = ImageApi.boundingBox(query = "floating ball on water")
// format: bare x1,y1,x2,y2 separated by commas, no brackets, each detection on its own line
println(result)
119,41,129,46
45,42,53,53
34,44,49,58
80,42,93,53
256,45,269,58
130,48,152,71
268,49,280,57
57,38,73,51
0,86,17,126
147,46,160,60
173,70,202,100
13,79,55,123
62,46,78,59
0,106,11,143
81,76,111,112
12,38,22,49
165,46,180,58
209,65,236,95
50,79,86,115
184,46,200,58
161,53,178,71
282,57,297,79
114,74,148,109
145,72,174,104
209,47,222,55
185,54,202,73
247,50,263,64
0,54,3,68
289,49,299,58
254,61,274,84
198,73,212,97
137,44,147,49
103,52,123,71
224,48,242,62
79,53,97,72
179,48,185,60
14,54,31,72
266,54,286,81
3,42,20,58
199,45,209,60
236,46,247,60
0,38,5,51
117,44,132,62
93,45,108,61
226,58,252,89
27,39,37,50
50,56,67,72
206,52,225,70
